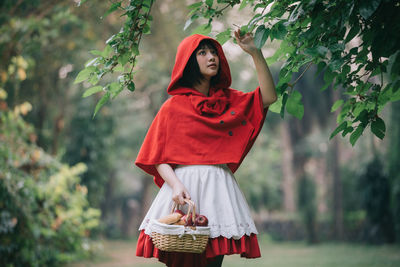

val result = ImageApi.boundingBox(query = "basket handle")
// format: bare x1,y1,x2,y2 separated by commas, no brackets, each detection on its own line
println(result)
171,198,196,224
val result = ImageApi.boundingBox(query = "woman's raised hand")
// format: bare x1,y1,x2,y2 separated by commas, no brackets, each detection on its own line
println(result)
172,183,191,205
234,29,258,56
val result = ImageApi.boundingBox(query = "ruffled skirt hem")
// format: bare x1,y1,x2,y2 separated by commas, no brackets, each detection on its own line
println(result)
136,230,261,267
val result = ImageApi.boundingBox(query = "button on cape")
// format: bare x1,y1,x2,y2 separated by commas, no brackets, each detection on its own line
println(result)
135,34,269,188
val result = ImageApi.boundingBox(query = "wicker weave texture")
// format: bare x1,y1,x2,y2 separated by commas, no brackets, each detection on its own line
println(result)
151,231,209,253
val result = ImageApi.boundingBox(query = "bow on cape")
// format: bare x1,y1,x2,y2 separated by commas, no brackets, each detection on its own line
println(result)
190,89,229,116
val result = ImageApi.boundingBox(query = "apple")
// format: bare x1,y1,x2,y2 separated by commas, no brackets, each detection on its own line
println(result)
195,215,208,226
181,214,194,226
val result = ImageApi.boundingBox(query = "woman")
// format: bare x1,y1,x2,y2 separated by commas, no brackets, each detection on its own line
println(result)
135,30,277,267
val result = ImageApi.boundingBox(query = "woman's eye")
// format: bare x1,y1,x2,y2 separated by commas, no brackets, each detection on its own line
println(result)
198,50,206,55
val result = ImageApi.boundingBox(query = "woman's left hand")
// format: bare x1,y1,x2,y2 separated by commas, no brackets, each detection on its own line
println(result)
234,29,259,56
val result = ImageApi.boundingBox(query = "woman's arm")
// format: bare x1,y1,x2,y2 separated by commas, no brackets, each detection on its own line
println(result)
155,163,191,205
234,29,277,107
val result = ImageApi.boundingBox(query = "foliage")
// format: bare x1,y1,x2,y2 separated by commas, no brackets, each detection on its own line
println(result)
63,97,115,209
0,102,101,266
187,0,400,146
87,0,400,146
358,158,394,244
74,0,154,117
0,0,102,150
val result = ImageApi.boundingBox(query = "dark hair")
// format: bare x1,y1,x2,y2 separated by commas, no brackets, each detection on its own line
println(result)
179,39,220,88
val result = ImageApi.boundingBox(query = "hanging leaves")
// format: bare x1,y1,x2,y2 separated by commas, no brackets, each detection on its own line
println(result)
76,0,154,118
179,0,400,145
89,0,400,145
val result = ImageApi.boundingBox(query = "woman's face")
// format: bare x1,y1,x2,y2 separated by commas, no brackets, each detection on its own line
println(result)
195,46,219,80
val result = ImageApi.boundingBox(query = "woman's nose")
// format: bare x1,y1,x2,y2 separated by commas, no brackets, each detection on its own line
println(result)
208,53,215,61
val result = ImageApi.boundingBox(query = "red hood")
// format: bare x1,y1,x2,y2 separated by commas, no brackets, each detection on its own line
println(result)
167,34,232,96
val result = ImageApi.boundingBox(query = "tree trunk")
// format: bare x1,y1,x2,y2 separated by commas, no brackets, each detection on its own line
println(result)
389,101,400,243
331,137,343,239
281,122,296,212
330,89,343,239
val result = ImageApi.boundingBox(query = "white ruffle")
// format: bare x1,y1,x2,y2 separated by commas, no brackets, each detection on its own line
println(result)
139,164,258,240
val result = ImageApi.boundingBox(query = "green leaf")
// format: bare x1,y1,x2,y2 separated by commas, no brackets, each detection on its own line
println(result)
267,41,292,65
143,24,151,34
132,44,139,56
118,52,130,66
316,61,327,77
192,24,211,35
350,124,365,146
254,25,269,49
82,86,103,98
286,90,304,119
342,126,354,137
93,92,110,118
359,0,381,20
345,25,360,43
324,69,335,84
330,121,347,139
90,50,103,56
74,66,96,84
188,2,202,9
103,2,121,19
109,82,123,99
270,21,287,41
371,117,385,139
127,81,135,92
331,99,344,112
321,69,335,91
184,14,198,31
239,25,249,36
239,0,249,10
280,93,289,118
114,65,124,72
102,45,113,57
391,53,400,79
206,0,213,7
269,94,283,113
85,57,99,67
216,29,231,45
77,0,88,7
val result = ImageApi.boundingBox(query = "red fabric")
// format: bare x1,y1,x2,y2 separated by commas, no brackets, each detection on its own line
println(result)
135,34,268,188
136,230,261,267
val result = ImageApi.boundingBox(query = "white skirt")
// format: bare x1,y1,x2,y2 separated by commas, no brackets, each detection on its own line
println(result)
138,164,258,239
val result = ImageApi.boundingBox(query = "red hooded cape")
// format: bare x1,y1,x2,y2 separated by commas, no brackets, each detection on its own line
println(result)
135,34,268,188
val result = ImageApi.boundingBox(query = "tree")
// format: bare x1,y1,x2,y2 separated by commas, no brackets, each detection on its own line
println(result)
77,0,400,146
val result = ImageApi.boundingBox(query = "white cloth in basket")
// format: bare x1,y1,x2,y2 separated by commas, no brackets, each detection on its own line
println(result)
139,164,258,240
149,219,210,240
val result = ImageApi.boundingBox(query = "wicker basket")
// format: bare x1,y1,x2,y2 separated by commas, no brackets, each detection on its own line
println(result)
150,199,210,253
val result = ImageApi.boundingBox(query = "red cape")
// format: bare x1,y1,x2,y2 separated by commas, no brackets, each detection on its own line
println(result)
135,34,268,188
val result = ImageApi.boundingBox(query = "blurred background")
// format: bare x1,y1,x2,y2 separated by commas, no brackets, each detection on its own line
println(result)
1,0,399,266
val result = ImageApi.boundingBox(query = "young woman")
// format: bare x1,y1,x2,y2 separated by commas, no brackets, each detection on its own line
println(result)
135,29,277,267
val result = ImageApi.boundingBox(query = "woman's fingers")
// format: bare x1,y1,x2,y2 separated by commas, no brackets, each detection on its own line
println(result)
178,195,185,205
184,191,191,200
172,185,191,205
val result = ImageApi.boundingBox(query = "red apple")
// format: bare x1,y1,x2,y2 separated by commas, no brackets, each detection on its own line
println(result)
181,214,194,226
195,215,208,226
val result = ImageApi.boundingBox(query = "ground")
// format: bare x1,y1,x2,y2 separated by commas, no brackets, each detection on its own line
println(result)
68,234,400,267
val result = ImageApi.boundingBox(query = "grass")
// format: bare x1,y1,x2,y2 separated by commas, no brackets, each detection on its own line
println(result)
68,234,400,267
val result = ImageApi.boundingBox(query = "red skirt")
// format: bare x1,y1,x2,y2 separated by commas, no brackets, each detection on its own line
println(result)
136,230,261,267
